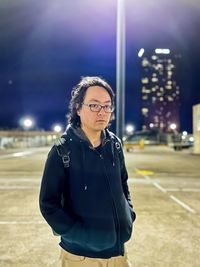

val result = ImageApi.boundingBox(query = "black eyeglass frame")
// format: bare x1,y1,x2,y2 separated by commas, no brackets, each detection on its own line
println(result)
81,103,114,113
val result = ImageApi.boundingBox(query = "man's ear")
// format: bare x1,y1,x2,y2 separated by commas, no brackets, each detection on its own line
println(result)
76,104,80,115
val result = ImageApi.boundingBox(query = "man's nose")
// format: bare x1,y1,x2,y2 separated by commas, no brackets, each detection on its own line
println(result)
98,107,106,115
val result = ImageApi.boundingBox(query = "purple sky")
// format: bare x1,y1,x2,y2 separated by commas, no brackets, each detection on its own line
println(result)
0,0,200,132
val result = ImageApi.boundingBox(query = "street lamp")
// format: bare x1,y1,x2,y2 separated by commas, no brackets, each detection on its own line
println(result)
126,124,135,135
116,0,125,141
24,118,33,129
21,117,34,130
170,123,177,131
53,124,63,133
182,131,188,136
149,123,154,128
20,116,35,148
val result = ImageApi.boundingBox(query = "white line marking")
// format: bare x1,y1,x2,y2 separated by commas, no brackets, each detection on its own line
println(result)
128,179,150,184
0,151,34,159
153,182,167,193
0,178,40,183
170,195,196,214
0,186,39,190
12,151,33,157
166,188,200,192
0,221,45,225
134,168,197,214
144,175,151,181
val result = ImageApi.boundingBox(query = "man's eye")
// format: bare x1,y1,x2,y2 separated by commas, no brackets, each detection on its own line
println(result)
90,104,99,108
105,105,112,110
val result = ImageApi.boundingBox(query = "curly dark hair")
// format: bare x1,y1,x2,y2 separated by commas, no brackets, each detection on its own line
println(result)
67,76,115,127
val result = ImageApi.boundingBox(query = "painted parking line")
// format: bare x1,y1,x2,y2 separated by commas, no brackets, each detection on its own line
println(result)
170,195,196,214
0,186,39,190
128,179,200,192
128,178,150,184
135,168,197,214
0,151,34,159
152,182,167,193
166,188,200,192
0,178,40,183
0,221,45,225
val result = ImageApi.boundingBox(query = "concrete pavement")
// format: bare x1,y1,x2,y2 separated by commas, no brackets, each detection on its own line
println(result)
0,146,200,266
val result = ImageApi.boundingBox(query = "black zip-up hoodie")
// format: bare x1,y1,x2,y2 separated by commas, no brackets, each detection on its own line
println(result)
39,125,136,258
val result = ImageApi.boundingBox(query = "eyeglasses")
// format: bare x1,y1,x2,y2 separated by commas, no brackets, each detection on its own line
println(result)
82,103,114,113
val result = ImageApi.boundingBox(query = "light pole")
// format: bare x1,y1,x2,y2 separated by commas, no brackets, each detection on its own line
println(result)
116,0,125,141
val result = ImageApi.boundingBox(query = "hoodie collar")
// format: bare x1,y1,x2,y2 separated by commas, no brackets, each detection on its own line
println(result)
66,125,110,147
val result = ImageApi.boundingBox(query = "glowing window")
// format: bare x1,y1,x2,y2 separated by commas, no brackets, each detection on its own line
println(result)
142,78,149,84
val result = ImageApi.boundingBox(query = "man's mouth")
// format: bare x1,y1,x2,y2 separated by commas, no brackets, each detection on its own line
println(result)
96,120,106,122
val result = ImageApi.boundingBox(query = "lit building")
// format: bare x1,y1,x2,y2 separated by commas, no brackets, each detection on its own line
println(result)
138,48,181,132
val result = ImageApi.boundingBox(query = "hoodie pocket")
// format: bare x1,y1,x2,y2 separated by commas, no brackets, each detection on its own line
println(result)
62,217,117,252
119,197,134,243
84,217,117,252
62,221,87,247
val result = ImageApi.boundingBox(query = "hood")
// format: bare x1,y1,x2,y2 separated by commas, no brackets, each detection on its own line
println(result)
65,125,110,147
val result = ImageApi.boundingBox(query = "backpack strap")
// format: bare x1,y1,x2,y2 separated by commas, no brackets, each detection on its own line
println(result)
107,130,123,165
54,135,71,168
52,134,70,236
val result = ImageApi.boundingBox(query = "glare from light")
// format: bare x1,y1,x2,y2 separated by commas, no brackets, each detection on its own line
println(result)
53,124,63,133
23,118,34,129
149,123,154,128
122,136,126,142
189,137,194,142
163,49,170,54
182,131,188,136
170,123,177,130
126,124,134,134
138,48,145,57
155,48,170,54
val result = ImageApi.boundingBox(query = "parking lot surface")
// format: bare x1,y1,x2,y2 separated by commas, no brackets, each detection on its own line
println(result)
0,146,199,267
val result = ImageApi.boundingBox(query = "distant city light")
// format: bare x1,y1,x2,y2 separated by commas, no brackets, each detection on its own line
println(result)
170,123,177,130
126,124,135,134
138,48,145,57
182,131,188,136
53,124,63,133
155,48,170,54
149,123,154,128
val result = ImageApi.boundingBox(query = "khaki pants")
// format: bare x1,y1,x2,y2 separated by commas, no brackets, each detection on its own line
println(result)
60,248,132,267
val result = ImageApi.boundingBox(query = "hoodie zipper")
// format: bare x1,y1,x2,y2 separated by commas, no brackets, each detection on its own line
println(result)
101,157,122,255
89,145,122,255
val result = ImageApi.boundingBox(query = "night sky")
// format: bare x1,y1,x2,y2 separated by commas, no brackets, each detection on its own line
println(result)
0,0,200,133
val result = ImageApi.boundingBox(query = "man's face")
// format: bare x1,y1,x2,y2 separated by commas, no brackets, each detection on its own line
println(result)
78,86,112,133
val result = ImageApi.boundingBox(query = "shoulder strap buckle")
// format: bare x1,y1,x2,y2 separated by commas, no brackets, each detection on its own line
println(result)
55,134,71,168
62,153,70,168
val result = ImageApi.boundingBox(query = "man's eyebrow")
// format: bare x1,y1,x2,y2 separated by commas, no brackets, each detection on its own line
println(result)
88,99,111,103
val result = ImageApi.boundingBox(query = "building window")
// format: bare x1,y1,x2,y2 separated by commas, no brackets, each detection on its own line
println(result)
142,108,149,114
142,77,149,84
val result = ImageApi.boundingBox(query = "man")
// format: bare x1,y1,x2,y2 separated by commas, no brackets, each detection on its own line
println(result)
39,76,136,267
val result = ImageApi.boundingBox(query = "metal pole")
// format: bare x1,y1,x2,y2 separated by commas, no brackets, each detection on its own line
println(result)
116,0,126,141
